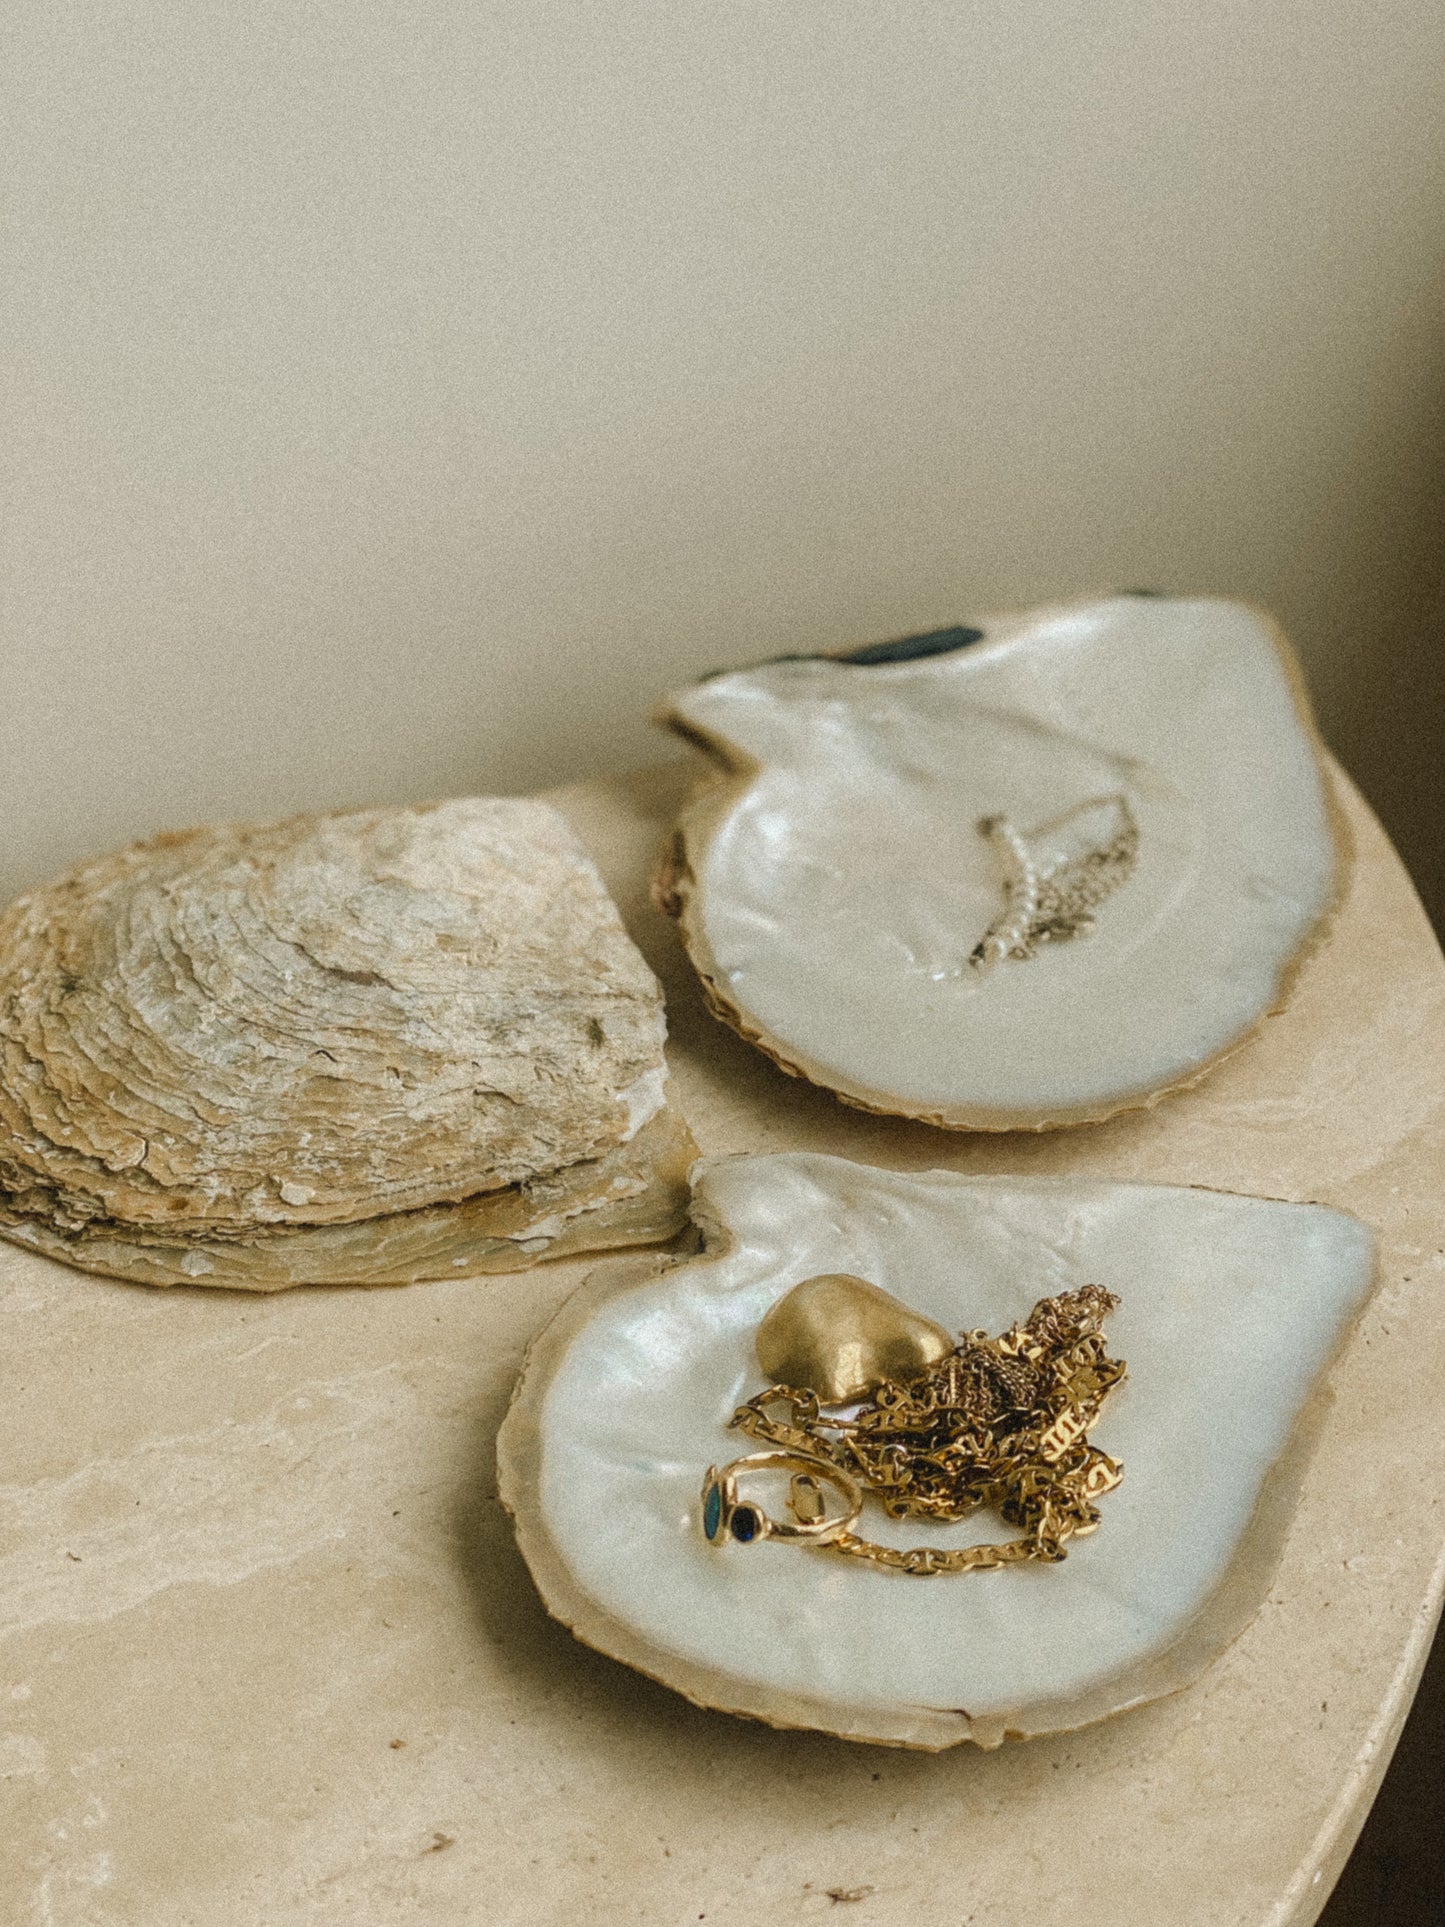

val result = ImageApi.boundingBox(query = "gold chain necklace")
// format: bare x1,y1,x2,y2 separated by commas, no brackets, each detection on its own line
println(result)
970,799,1139,974
708,1285,1126,1577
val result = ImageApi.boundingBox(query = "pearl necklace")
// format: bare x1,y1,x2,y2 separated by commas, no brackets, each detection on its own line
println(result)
970,797,1139,975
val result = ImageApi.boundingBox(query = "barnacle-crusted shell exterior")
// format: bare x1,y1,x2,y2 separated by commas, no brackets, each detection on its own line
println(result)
498,1153,1377,1750
657,596,1346,1129
0,799,695,1286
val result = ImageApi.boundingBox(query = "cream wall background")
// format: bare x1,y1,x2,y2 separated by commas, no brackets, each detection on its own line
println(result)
4,1,1443,920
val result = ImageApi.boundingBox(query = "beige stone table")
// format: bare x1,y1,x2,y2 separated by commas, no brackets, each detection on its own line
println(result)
3,759,1443,1927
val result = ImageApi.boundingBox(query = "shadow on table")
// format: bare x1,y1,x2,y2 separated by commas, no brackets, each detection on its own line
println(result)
1319,1614,1445,1923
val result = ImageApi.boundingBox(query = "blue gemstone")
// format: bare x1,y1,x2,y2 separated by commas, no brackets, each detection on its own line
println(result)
730,1505,759,1544
703,1483,722,1541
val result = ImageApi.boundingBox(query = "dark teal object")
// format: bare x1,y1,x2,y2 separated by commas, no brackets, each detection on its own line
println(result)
838,624,984,664
699,622,986,685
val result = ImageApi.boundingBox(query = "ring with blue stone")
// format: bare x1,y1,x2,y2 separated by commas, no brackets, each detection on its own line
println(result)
699,1451,862,1549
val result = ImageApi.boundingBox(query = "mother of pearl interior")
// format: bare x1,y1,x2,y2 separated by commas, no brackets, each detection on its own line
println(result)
664,597,1339,1126
521,1152,1375,1748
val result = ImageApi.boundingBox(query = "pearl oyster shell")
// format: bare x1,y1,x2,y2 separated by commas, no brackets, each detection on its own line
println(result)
0,799,695,1287
657,595,1345,1129
498,1152,1376,1750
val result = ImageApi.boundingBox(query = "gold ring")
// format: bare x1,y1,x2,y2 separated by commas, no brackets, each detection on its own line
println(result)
700,1451,862,1548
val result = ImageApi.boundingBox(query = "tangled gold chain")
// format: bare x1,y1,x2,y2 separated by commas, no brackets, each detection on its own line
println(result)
730,1285,1126,1576
970,802,1139,973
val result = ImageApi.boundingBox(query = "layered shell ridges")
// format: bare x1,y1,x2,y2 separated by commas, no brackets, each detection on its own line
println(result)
0,798,670,1241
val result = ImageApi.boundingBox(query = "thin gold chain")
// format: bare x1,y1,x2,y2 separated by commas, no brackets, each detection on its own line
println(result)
971,803,1139,973
730,1285,1126,1576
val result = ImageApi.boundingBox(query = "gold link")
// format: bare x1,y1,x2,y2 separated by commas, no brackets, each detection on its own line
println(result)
789,1473,827,1524
726,1284,1126,1576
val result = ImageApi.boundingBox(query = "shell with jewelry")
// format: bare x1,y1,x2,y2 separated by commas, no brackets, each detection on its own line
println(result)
498,1152,1375,1749
655,595,1345,1130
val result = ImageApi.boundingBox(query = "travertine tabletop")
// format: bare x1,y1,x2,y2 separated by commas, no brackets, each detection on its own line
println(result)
3,757,1443,1927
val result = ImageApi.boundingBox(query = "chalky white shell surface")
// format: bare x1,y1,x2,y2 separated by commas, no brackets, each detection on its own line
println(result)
662,597,1342,1127
500,1153,1376,1749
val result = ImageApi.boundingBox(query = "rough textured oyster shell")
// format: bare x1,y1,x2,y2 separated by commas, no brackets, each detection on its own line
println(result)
0,799,695,1287
657,595,1346,1129
499,1152,1376,1750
